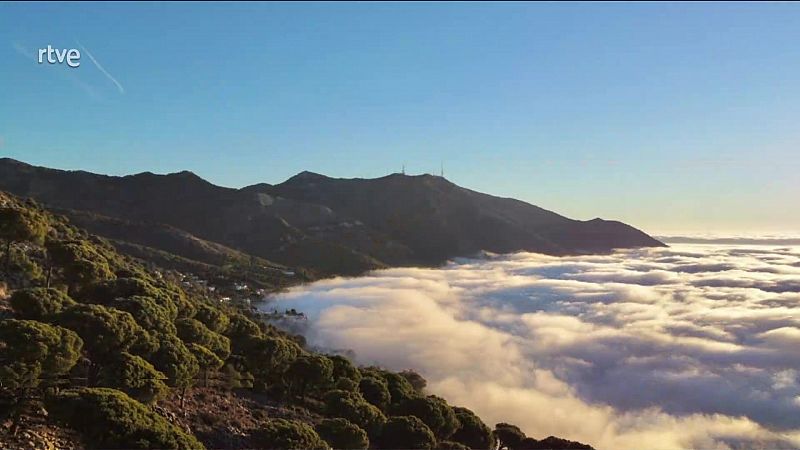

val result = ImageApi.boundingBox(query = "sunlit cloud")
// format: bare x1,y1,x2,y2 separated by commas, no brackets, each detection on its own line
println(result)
268,244,800,450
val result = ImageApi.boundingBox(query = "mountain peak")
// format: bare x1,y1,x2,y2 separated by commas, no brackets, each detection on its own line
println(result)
125,169,210,185
285,171,330,183
168,170,204,180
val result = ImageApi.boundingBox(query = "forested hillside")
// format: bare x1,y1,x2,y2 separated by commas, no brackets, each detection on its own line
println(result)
0,191,592,450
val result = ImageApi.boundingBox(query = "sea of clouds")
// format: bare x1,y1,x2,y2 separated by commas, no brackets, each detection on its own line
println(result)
266,243,800,450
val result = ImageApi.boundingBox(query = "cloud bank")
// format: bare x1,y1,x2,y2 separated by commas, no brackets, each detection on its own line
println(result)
267,244,800,450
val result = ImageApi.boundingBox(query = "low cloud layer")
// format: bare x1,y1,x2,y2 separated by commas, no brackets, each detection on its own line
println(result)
267,244,800,450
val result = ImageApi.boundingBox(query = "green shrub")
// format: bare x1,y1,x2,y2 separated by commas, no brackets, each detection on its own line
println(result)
8,248,44,283
46,387,205,449
176,318,231,360
45,240,115,293
336,378,358,392
83,277,182,320
0,319,82,389
329,355,361,389
244,336,301,388
188,343,224,371
378,416,436,450
194,303,229,333
188,343,224,387
493,423,525,450
315,418,369,449
395,395,460,440
225,313,262,341
112,295,177,335
97,352,168,404
287,353,333,398
151,333,199,388
399,370,427,395
9,287,75,320
0,206,47,270
221,357,254,389
386,372,417,405
324,390,386,438
252,418,328,450
450,407,493,450
56,303,145,361
359,376,391,412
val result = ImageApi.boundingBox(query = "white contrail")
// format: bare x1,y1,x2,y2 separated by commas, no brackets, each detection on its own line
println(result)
77,41,125,94
12,41,35,61
11,41,100,99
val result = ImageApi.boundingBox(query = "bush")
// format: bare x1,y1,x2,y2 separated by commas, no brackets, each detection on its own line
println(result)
252,418,328,450
57,303,145,361
244,336,301,388
45,240,115,293
0,206,47,270
378,416,436,450
335,377,358,392
287,353,333,398
176,318,231,360
399,370,427,394
329,355,361,389
494,423,525,450
9,287,75,320
97,352,168,404
395,395,460,440
324,390,387,438
112,295,177,335
194,303,229,333
225,313,262,342
381,370,416,407
7,248,44,283
0,319,82,389
221,356,254,389
359,376,391,412
450,407,493,450
315,418,369,450
46,387,204,449
151,333,199,388
189,343,224,387
189,343,224,371
83,276,193,320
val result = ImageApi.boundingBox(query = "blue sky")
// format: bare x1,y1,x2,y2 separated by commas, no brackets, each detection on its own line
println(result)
1,2,799,234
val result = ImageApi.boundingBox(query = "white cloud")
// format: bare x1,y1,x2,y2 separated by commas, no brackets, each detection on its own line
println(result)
267,244,800,450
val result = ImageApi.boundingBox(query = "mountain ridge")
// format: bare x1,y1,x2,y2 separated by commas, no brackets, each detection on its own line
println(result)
0,158,665,277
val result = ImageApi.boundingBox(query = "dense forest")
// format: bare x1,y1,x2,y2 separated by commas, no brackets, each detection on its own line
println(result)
0,190,592,450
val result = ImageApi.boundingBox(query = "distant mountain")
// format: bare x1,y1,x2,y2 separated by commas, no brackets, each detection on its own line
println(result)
268,171,664,263
0,158,664,276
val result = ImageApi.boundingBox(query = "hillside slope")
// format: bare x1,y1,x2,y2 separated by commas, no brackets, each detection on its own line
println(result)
0,190,594,450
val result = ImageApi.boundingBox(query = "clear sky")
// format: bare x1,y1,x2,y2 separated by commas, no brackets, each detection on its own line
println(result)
1,2,798,235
